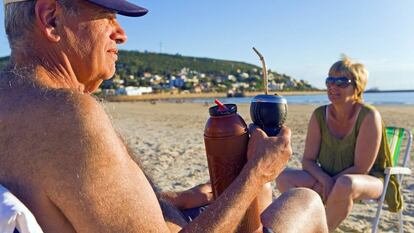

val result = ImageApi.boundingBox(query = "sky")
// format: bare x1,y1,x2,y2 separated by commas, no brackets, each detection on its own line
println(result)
1,0,414,90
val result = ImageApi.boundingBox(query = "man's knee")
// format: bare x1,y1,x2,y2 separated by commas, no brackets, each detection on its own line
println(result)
289,187,320,199
288,188,324,210
261,188,327,233
261,188,323,221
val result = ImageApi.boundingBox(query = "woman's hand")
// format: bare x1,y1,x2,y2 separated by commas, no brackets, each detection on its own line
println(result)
317,176,335,203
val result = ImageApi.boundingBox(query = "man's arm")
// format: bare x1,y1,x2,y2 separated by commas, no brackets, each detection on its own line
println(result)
42,94,291,233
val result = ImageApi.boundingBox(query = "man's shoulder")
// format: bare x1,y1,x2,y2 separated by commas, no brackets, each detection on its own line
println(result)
15,88,115,160
28,90,123,182
35,89,115,149
0,87,117,189
38,89,106,119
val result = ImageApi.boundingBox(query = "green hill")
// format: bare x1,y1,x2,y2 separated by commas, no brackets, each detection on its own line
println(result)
0,51,260,75
0,50,315,91
117,50,260,76
0,57,8,71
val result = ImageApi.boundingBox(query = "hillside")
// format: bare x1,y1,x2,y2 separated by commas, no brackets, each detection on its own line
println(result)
0,51,315,92
0,57,8,71
117,51,260,76
0,51,260,76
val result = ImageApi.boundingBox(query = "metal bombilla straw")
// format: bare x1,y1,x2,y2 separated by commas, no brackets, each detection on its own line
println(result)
252,47,268,95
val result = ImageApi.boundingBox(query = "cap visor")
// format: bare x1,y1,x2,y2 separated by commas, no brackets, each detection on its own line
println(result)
87,0,148,17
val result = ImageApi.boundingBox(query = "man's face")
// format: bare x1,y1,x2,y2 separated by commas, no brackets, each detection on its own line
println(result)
58,1,127,93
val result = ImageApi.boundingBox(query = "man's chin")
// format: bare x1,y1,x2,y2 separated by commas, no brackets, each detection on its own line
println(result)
84,79,105,94
102,68,116,81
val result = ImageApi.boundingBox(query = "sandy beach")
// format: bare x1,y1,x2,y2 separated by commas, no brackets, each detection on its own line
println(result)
104,101,413,233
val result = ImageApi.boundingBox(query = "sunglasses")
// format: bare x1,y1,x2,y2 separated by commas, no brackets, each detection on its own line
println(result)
325,77,353,88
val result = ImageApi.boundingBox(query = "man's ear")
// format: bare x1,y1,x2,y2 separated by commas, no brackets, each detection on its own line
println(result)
35,0,61,42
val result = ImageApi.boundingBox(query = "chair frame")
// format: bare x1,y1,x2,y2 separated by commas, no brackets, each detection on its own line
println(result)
371,127,412,233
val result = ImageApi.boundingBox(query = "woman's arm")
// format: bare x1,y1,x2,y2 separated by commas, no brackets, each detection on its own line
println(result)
302,112,332,182
333,109,382,179
301,112,334,201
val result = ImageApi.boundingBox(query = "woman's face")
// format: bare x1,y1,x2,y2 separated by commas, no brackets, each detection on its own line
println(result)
325,73,356,104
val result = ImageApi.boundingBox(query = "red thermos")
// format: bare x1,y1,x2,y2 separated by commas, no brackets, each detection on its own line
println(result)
204,103,262,233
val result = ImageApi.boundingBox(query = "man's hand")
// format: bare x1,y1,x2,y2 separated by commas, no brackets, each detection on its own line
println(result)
246,125,292,185
179,183,213,209
159,183,213,210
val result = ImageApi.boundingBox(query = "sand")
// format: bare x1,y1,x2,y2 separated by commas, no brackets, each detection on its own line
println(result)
104,101,414,233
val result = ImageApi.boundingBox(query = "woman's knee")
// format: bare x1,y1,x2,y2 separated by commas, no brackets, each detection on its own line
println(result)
275,170,290,191
276,169,315,192
331,175,355,197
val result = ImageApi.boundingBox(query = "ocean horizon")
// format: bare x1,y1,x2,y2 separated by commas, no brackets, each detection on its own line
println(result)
191,91,414,105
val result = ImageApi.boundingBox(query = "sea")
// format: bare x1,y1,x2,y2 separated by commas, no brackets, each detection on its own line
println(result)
192,91,414,106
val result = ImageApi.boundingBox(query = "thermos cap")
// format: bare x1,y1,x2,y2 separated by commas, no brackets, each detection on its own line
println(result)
251,94,287,104
209,104,237,116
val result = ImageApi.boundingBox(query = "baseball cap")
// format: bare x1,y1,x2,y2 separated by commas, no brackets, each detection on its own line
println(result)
3,0,148,17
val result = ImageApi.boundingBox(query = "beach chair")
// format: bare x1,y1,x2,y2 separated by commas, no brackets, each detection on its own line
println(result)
371,127,412,233
0,185,43,233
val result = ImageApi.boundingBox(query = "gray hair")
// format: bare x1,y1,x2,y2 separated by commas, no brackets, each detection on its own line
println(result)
4,1,36,52
4,0,79,54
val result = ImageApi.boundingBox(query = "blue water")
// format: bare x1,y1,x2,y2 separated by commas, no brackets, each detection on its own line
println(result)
192,92,414,105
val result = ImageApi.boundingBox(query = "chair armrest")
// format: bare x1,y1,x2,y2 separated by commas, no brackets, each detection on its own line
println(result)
384,166,412,175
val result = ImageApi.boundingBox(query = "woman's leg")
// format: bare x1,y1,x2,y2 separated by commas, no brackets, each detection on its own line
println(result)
276,168,318,193
325,174,383,232
257,182,273,214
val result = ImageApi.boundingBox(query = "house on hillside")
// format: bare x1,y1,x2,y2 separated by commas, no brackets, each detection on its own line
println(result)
227,75,236,82
169,76,185,88
116,86,153,96
193,85,202,93
143,72,152,78
240,72,249,79
269,82,285,91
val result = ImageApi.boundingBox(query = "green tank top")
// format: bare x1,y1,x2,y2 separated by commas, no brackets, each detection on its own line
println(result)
314,104,402,212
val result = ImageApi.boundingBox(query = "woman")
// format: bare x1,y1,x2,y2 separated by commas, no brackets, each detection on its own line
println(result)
276,55,401,232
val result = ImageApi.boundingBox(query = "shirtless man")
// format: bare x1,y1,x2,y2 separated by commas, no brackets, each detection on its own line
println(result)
0,0,328,232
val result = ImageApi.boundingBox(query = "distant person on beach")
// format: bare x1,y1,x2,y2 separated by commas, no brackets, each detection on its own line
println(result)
276,55,402,232
0,0,328,232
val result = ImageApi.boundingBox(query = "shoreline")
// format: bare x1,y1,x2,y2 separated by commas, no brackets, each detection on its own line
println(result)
101,90,325,102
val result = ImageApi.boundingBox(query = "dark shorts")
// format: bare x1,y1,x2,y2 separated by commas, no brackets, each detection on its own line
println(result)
181,206,275,233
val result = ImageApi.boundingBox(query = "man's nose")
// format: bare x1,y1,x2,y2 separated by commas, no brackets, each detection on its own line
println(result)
110,20,127,44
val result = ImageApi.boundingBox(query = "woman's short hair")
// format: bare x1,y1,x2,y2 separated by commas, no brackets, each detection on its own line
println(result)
328,55,368,103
